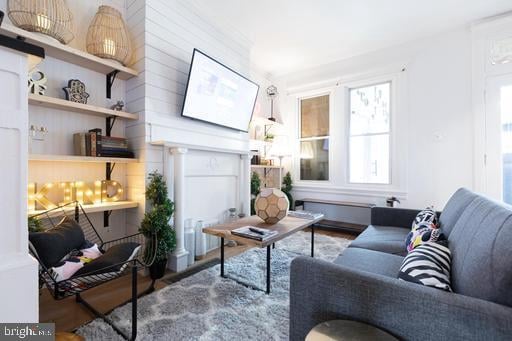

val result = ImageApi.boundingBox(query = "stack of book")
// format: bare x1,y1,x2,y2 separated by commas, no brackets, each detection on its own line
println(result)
288,210,324,220
73,129,134,158
231,226,278,241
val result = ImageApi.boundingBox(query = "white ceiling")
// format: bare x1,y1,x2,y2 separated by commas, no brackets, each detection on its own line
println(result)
191,0,512,76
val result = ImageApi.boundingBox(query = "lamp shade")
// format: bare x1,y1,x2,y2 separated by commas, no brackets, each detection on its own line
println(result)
8,0,74,44
269,135,291,159
86,6,132,66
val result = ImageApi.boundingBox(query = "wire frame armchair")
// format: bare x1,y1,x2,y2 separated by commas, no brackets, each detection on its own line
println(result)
29,201,158,340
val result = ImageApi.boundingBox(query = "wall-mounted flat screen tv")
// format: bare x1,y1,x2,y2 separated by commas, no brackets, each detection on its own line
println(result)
181,49,259,132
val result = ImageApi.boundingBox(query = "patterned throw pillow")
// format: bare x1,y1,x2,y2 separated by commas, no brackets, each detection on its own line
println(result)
406,207,444,252
412,207,438,230
406,225,445,252
398,242,452,291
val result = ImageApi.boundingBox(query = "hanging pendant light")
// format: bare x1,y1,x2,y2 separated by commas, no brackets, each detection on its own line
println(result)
86,6,132,66
7,0,74,44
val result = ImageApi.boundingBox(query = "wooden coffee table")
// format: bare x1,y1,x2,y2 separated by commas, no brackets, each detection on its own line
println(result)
203,214,324,294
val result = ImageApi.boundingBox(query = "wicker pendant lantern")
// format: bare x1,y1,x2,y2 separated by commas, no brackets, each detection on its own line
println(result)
7,0,74,44
86,6,132,66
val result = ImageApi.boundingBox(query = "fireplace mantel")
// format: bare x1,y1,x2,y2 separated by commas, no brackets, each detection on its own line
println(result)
151,140,251,155
151,140,251,272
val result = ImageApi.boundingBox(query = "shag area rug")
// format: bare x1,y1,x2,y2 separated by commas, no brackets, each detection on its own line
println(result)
77,231,350,340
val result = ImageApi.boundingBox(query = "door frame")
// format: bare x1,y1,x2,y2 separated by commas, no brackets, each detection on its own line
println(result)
472,14,512,195
483,74,512,201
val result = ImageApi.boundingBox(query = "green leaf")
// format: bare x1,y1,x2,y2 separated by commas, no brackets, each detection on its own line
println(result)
140,171,177,261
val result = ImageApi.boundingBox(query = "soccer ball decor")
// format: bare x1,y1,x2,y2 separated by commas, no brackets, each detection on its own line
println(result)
255,188,289,224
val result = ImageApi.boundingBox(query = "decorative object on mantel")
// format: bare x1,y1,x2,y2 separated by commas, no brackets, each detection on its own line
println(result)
28,68,47,95
266,85,278,122
255,188,289,224
63,79,89,104
140,171,176,284
7,0,74,44
111,100,124,111
86,6,132,66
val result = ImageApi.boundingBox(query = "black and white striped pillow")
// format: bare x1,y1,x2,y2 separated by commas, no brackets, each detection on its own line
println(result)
398,242,452,291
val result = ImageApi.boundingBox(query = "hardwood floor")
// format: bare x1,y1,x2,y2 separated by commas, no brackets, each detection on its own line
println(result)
40,228,355,332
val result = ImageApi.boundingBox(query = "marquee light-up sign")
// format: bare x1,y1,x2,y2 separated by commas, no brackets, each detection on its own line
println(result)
28,180,124,211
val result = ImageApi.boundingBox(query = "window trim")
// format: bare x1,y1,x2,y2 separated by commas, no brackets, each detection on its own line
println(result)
347,80,392,185
291,69,407,199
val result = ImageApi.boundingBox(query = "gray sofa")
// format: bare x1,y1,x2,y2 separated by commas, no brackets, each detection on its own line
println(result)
290,188,512,340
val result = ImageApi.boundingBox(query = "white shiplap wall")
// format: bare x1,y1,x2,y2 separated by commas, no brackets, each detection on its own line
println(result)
122,0,258,232
140,0,254,181
125,0,146,235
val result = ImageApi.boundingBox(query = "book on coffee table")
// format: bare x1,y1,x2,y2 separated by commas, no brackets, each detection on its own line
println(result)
231,226,278,241
288,210,324,220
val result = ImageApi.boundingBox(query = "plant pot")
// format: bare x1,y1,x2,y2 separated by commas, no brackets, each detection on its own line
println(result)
149,259,167,280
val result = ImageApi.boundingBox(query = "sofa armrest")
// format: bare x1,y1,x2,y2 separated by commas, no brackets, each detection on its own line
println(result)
290,257,512,341
370,207,423,228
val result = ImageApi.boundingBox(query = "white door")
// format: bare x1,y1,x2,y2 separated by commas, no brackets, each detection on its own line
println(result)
485,74,512,204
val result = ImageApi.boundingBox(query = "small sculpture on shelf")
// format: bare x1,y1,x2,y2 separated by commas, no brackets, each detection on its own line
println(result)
111,100,125,111
29,125,48,141
63,79,90,104
28,68,47,95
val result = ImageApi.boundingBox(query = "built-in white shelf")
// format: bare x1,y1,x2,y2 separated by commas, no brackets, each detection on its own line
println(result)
28,201,139,216
251,165,283,169
0,23,138,80
29,154,138,164
29,94,139,120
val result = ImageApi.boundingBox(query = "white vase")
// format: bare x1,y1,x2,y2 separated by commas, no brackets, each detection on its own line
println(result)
194,220,207,260
184,227,195,266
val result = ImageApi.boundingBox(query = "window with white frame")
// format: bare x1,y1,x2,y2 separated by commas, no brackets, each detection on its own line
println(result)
299,94,329,181
348,82,391,184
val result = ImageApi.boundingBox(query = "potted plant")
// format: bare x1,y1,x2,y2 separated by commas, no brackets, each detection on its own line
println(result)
28,216,44,232
250,171,261,215
140,171,176,281
264,132,275,142
282,171,294,210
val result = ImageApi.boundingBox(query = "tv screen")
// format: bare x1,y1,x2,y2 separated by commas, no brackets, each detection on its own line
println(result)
181,49,259,132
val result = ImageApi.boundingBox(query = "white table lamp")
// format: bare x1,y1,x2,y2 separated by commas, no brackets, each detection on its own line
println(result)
269,135,291,189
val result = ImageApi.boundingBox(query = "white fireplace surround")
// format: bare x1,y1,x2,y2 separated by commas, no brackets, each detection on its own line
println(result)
152,139,251,271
